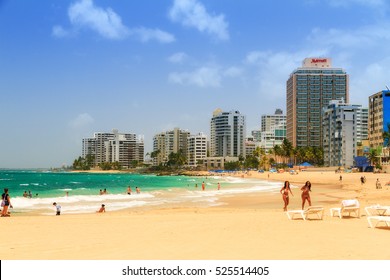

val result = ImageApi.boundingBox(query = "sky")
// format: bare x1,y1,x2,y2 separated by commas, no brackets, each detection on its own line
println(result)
1,0,390,168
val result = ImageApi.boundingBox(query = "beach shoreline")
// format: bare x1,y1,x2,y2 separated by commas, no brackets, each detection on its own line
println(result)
1,170,390,260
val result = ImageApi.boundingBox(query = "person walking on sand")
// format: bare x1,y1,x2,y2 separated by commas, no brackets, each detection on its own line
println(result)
53,202,61,216
280,181,293,211
1,188,13,217
301,181,312,210
217,182,221,190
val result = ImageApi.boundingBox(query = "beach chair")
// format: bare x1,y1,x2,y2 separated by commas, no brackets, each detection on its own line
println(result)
330,199,360,218
286,206,324,221
367,216,390,228
364,205,390,216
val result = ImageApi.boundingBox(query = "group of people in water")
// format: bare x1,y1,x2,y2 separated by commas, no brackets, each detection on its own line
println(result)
22,190,38,198
126,186,141,195
280,180,312,211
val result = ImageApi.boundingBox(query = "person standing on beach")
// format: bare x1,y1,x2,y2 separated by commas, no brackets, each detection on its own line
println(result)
376,179,382,189
217,182,221,190
280,181,293,211
202,181,205,191
53,202,61,215
1,188,13,217
300,181,312,210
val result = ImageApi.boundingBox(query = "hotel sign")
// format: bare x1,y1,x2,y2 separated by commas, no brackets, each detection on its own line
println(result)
303,57,332,68
311,58,327,63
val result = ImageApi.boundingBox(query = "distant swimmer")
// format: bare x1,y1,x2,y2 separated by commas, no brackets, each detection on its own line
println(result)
127,186,132,195
217,182,221,190
136,187,140,194
202,181,205,191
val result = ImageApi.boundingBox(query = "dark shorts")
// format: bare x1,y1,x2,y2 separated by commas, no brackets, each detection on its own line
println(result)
56,211,61,215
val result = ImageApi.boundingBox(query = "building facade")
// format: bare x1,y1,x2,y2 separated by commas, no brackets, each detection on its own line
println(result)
187,132,208,167
209,109,246,158
369,90,390,148
259,109,286,150
82,129,144,168
287,58,349,148
322,100,365,167
152,128,190,166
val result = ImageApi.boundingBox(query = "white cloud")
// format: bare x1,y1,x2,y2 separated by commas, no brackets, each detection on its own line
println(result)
223,67,243,78
52,25,71,38
169,66,222,87
53,0,174,43
69,113,95,128
168,64,243,88
68,0,129,40
308,22,390,50
130,27,175,43
168,52,189,63
168,0,229,40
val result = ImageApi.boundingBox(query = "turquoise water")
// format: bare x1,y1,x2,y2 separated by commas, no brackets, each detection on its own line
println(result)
0,170,283,215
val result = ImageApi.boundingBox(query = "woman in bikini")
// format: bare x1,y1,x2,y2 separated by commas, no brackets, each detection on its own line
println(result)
1,188,12,217
280,181,293,211
301,181,312,210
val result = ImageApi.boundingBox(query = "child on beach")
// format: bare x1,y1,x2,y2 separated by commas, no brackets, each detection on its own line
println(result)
53,202,61,215
280,181,293,211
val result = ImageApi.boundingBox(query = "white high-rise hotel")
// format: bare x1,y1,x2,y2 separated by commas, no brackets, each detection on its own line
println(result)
209,109,246,158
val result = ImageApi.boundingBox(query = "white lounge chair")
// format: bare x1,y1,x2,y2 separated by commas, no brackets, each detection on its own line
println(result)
287,206,324,220
367,216,390,228
330,199,360,218
365,205,390,216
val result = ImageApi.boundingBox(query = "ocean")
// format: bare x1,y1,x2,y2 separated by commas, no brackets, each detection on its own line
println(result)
0,170,284,215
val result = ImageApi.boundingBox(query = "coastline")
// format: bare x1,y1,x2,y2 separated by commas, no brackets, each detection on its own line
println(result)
1,170,390,260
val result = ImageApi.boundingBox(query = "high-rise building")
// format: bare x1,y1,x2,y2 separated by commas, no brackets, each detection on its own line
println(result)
369,89,390,149
286,58,349,148
261,109,285,132
209,109,246,158
82,129,144,168
152,128,190,166
322,100,366,167
259,109,286,150
187,132,208,167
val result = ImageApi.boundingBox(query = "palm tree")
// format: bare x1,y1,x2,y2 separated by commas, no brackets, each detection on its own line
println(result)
367,148,379,167
281,138,293,165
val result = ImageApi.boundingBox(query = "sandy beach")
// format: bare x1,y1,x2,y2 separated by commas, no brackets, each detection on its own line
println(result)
1,169,390,260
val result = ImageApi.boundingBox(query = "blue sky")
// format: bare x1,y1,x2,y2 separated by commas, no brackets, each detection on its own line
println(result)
1,0,390,168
